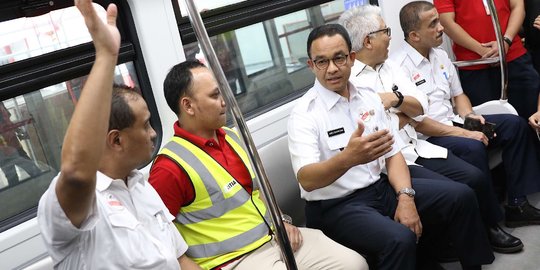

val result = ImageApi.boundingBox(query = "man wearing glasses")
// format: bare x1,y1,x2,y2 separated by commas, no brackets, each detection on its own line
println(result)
287,23,492,270
340,4,523,255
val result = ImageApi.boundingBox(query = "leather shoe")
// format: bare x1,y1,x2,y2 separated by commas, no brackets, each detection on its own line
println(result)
487,225,523,253
505,200,540,228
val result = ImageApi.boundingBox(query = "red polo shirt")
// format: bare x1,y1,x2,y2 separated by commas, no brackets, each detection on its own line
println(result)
149,122,253,216
434,0,527,70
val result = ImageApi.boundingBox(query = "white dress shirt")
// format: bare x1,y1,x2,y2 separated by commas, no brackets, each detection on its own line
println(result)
392,43,465,129
288,79,402,201
350,59,447,164
38,170,187,270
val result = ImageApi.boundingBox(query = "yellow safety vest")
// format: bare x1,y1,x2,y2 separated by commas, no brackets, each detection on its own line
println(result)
157,127,271,269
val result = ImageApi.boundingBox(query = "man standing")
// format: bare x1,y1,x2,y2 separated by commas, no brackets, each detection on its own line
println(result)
434,0,540,124
288,23,492,270
393,0,540,231
340,4,522,253
37,1,199,269
149,60,366,270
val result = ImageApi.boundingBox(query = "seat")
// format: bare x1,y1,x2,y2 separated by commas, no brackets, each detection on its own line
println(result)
258,135,305,226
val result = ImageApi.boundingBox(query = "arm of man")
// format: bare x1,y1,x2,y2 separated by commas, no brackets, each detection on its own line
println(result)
453,94,486,123
529,94,540,130
379,93,423,116
439,12,491,58
178,255,202,270
386,152,422,240
55,0,120,228
296,121,394,191
414,117,489,145
506,0,525,40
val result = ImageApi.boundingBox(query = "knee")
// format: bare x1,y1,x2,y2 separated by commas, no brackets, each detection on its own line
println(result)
338,249,369,270
461,166,488,192
383,228,417,254
449,183,477,206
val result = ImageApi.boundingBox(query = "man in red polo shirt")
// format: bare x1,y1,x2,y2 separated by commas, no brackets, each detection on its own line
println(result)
435,0,540,124
149,60,366,270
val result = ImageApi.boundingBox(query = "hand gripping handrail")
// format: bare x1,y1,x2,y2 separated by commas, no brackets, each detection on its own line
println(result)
451,0,508,100
182,1,298,269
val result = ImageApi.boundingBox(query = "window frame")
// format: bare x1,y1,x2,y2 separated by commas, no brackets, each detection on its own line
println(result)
174,0,379,119
0,0,161,232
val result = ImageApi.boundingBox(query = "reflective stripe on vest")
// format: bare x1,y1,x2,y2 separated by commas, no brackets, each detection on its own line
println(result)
158,128,271,268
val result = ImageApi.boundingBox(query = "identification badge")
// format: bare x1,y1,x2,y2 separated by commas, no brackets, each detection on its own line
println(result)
415,79,426,86
327,127,345,137
482,0,490,15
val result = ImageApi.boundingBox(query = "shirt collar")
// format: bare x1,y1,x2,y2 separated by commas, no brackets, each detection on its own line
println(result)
95,170,144,192
173,121,226,148
313,79,357,111
403,42,428,67
351,59,384,77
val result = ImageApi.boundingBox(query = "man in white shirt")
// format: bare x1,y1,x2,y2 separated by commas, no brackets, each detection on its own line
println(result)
37,1,200,269
341,4,522,254
393,0,540,240
288,23,492,270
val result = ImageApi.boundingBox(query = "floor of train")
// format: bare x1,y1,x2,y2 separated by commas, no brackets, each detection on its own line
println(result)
442,192,540,270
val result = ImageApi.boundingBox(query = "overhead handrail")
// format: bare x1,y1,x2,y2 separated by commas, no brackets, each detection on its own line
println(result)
183,1,298,269
451,0,508,100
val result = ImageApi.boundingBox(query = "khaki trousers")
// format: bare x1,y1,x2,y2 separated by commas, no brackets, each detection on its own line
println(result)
222,227,368,270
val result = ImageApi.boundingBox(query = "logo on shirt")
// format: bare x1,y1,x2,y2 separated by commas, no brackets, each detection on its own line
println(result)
223,179,238,193
359,109,375,122
105,193,125,211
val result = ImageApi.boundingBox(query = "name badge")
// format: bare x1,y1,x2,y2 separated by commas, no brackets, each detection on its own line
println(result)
327,127,345,137
415,79,426,86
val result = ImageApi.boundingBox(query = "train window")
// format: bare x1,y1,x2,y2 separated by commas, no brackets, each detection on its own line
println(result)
0,0,156,232
0,62,140,226
177,0,254,15
0,4,104,65
179,0,375,117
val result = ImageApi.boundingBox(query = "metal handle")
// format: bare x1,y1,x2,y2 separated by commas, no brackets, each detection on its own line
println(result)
453,0,508,99
182,1,298,269
486,0,509,100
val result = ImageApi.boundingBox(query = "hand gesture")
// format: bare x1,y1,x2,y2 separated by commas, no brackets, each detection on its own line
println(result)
75,0,120,57
343,120,394,165
480,40,509,59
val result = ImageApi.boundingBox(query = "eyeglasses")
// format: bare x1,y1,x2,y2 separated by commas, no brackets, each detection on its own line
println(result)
312,54,349,70
368,27,391,37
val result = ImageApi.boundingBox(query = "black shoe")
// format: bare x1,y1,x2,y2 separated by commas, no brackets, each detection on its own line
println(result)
505,200,540,227
487,225,523,253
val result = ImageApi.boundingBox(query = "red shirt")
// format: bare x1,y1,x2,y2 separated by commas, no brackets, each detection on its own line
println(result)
434,0,527,70
149,122,253,217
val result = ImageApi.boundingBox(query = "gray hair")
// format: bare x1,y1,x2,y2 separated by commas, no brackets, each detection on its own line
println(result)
338,5,382,51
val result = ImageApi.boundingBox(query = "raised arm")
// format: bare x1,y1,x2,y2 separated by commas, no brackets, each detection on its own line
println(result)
55,0,121,228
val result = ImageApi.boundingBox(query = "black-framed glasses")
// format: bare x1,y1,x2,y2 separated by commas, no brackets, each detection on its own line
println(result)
312,54,349,70
368,27,391,37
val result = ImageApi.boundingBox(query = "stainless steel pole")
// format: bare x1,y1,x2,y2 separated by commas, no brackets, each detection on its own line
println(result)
182,1,298,269
486,0,509,100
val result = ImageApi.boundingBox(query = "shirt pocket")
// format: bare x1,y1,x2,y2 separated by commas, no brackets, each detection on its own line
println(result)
326,132,348,152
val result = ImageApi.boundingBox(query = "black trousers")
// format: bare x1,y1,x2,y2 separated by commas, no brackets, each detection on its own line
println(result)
411,150,503,226
427,114,540,198
305,176,494,270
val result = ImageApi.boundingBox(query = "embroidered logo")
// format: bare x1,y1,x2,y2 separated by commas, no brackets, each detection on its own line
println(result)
106,193,125,211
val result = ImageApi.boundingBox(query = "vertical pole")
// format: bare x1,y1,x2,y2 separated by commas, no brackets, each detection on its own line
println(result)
486,0,509,100
182,1,298,269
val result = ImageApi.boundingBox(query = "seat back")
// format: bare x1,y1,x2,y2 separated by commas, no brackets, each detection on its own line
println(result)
258,135,305,226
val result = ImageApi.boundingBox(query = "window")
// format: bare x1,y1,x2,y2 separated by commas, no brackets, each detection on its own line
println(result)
178,0,377,117
0,0,156,232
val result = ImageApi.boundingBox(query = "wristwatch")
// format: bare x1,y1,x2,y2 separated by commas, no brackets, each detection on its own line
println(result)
281,214,293,224
503,36,513,47
393,90,404,108
396,187,415,199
